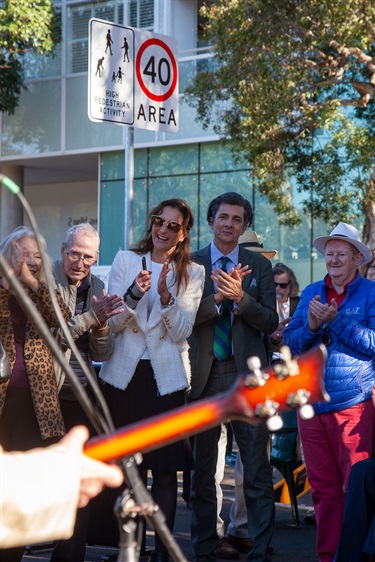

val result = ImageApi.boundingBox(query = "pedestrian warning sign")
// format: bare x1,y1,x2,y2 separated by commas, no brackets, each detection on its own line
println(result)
88,20,135,126
88,18,179,133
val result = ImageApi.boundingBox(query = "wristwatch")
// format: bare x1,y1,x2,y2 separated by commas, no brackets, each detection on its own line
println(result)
161,295,175,308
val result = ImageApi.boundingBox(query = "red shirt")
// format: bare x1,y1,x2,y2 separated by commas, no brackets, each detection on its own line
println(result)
325,272,358,307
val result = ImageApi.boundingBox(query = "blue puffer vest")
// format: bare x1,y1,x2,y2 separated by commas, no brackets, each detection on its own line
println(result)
283,273,375,414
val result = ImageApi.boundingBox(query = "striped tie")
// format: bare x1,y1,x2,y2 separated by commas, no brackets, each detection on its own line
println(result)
214,257,232,361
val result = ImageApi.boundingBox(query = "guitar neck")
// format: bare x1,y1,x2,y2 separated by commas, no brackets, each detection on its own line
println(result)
85,393,231,462
85,346,327,463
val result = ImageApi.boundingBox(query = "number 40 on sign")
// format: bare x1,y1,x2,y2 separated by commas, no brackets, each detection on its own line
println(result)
88,18,179,134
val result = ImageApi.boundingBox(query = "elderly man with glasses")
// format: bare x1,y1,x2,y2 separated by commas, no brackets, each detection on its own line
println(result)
51,222,124,562
284,222,375,562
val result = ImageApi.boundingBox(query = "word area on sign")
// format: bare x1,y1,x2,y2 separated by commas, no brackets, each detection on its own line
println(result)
137,104,177,126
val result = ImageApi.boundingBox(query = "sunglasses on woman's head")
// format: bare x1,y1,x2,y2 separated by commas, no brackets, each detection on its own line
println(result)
150,215,183,233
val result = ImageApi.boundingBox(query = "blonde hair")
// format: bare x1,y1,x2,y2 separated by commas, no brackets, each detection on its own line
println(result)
0,226,52,283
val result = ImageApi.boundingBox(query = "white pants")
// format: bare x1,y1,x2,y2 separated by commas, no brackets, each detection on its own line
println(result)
216,424,227,537
227,453,248,537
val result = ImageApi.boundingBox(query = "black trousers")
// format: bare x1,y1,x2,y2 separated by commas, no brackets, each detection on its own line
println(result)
50,398,95,562
0,388,57,562
190,358,274,562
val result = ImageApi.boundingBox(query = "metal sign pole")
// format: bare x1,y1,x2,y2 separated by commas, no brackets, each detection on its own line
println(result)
124,125,134,250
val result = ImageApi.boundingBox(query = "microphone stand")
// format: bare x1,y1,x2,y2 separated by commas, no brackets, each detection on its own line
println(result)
116,455,187,562
100,454,187,562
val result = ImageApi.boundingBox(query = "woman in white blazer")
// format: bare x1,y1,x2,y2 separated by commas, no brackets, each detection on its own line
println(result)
99,198,204,562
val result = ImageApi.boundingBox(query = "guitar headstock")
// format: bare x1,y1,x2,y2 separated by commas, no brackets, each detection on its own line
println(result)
233,344,329,430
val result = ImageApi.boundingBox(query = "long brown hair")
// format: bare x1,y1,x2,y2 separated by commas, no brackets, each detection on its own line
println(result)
133,198,194,294
272,262,300,297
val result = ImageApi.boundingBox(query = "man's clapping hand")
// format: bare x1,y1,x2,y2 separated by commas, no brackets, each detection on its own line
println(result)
91,290,124,327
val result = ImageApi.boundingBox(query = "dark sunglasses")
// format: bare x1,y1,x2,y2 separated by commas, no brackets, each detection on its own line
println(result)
275,282,290,289
150,215,183,233
322,327,331,347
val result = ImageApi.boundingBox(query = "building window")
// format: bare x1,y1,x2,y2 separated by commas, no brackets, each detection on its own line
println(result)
127,0,154,31
67,1,124,74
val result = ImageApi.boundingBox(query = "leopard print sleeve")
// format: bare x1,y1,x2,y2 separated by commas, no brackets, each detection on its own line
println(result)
29,282,71,327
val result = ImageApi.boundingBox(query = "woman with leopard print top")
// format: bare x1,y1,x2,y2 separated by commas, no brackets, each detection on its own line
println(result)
0,227,71,562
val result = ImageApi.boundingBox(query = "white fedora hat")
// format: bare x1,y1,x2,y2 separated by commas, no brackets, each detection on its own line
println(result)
313,222,372,265
239,231,278,260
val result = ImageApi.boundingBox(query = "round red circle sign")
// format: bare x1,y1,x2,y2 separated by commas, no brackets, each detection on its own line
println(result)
136,38,178,103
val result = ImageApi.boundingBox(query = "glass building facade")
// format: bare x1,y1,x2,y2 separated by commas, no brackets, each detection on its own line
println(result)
0,0,350,290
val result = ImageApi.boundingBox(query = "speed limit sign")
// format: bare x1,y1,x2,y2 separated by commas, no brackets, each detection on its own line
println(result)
88,19,178,133
134,30,179,133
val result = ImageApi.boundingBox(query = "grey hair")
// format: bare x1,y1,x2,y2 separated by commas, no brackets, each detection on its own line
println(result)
0,226,51,282
63,223,100,251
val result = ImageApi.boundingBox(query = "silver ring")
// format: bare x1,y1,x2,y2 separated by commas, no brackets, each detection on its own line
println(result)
143,282,147,287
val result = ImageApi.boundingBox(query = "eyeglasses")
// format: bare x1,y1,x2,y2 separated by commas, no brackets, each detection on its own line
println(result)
275,282,290,289
322,327,331,346
65,250,97,266
150,215,183,233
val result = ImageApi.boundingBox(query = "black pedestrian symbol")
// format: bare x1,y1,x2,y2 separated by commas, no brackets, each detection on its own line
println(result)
105,29,114,55
111,71,116,83
117,67,123,83
121,37,130,62
95,57,104,77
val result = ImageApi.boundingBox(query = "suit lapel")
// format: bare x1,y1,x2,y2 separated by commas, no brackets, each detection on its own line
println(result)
195,246,214,297
238,246,253,291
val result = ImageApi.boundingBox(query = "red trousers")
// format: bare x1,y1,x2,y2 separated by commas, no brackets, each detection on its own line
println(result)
298,400,375,562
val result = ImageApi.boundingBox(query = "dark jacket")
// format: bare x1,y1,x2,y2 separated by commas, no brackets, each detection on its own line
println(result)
53,259,114,391
188,244,278,399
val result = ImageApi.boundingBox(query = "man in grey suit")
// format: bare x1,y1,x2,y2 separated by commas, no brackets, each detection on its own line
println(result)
189,192,278,562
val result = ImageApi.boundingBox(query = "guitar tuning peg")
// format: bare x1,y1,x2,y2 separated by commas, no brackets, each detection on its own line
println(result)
286,389,311,408
267,414,284,432
247,355,261,371
246,355,268,387
272,362,289,379
271,346,300,380
255,399,280,419
299,404,315,420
